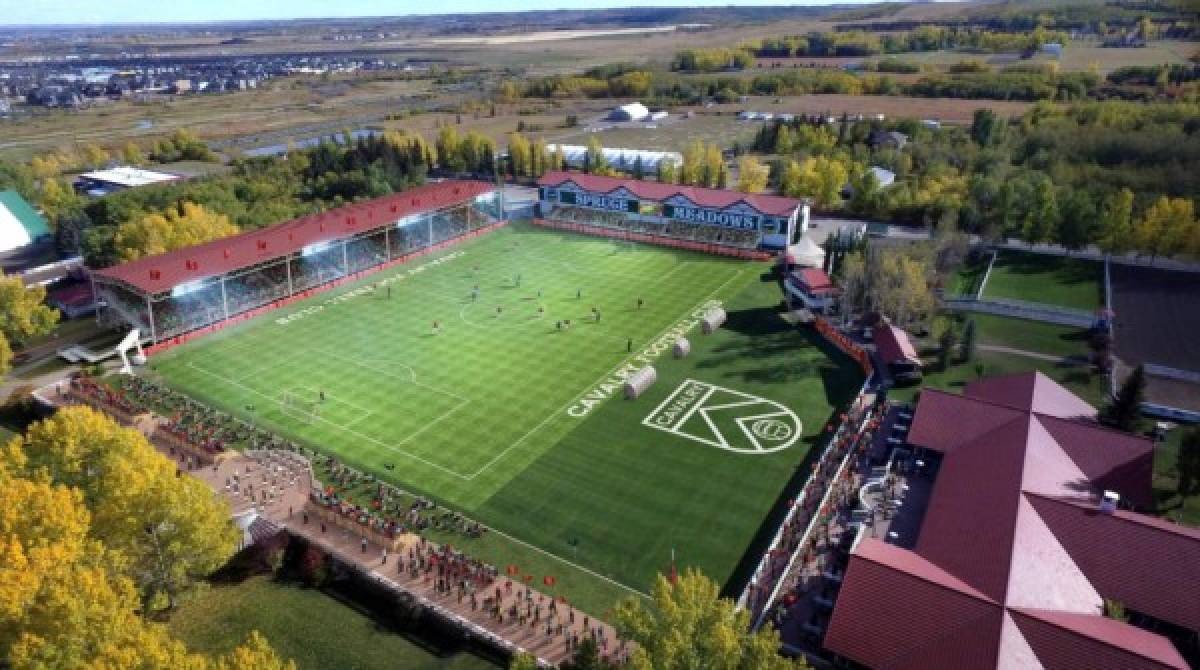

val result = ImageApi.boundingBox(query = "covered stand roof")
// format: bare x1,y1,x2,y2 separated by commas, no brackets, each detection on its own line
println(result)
824,371,1199,669
93,180,494,296
0,190,50,253
789,267,836,296
538,171,801,217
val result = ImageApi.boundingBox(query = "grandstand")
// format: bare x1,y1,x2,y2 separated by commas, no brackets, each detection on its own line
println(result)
535,172,805,255
92,180,501,348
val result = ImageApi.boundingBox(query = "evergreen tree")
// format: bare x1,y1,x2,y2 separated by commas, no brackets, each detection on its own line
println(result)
1175,426,1200,498
959,318,977,363
1102,364,1146,433
937,327,958,372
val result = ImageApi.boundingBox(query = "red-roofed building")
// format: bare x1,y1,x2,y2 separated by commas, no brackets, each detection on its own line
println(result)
785,267,838,312
821,371,1199,669
92,180,500,346
535,171,804,255
874,321,921,383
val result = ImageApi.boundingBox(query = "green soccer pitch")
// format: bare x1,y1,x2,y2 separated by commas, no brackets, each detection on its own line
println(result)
150,222,864,611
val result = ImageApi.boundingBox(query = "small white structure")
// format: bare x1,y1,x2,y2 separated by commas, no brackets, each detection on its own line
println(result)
116,328,147,374
624,366,658,399
610,102,650,122
649,110,669,121
673,337,691,359
546,144,682,173
784,236,826,268
701,308,727,335
75,166,180,196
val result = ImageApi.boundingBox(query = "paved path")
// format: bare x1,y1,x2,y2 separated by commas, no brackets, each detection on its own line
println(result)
977,344,1084,365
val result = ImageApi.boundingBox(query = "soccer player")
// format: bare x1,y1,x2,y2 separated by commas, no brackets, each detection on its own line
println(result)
496,305,503,317
432,320,441,335
472,286,479,302
637,297,643,310
576,288,582,300
319,390,326,402
627,338,633,352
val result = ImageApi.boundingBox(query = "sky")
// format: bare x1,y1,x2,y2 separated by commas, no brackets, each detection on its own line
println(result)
0,0,883,27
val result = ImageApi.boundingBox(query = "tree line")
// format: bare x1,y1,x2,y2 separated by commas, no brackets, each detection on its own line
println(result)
0,406,294,669
741,26,1071,58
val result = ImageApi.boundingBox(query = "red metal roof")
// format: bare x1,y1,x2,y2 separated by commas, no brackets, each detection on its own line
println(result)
874,322,920,366
92,180,495,295
824,373,1196,668
537,171,802,217
964,371,1097,420
1029,493,1200,633
1011,608,1189,670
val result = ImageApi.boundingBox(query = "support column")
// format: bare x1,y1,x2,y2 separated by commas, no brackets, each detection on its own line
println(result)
342,239,349,274
384,226,392,261
220,278,229,319
286,256,294,296
145,295,157,344
427,214,434,248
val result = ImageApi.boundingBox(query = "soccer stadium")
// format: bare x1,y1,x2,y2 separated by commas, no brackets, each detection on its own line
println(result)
88,179,866,614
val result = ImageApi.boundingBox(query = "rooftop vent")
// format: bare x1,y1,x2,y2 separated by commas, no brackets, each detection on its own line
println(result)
1100,490,1119,514
257,240,267,251
150,270,161,280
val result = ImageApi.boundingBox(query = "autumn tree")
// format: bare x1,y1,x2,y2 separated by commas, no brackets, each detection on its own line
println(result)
657,157,678,184
508,132,532,178
1136,196,1196,260
0,271,60,375
213,632,298,670
82,143,110,169
17,406,239,611
113,201,239,261
737,156,769,193
614,568,808,670
586,135,613,176
123,141,146,166
436,126,465,173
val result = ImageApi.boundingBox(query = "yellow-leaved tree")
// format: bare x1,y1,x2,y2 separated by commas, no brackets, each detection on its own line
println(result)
113,202,239,262
0,271,60,376
736,156,769,194
614,568,809,670
18,406,240,611
212,631,298,670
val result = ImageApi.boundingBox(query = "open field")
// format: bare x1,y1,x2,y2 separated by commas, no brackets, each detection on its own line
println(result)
887,349,1107,408
969,313,1093,361
981,251,1103,311
170,576,497,670
552,113,762,153
1153,426,1200,527
150,222,863,611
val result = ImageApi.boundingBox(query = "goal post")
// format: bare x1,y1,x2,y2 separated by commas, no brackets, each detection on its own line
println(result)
279,389,320,424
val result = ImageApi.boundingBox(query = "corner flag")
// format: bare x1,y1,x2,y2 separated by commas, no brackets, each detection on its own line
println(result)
668,547,678,585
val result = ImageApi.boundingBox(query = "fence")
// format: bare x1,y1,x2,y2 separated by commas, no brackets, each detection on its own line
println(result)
532,218,773,261
738,316,875,629
942,296,1094,328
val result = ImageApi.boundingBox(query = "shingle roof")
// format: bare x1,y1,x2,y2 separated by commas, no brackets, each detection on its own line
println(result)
874,322,920,366
92,180,494,295
824,372,1195,669
536,171,801,217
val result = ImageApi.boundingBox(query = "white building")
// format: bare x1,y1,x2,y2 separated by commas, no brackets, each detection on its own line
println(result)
546,144,682,173
609,102,650,122
75,166,181,197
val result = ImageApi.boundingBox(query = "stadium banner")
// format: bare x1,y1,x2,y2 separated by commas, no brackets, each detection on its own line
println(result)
662,204,760,230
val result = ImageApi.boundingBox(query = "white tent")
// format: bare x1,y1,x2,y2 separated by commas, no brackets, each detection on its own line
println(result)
547,144,681,172
610,102,650,121
785,236,825,268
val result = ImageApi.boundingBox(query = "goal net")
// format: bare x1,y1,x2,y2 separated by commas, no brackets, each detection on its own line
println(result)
279,390,321,424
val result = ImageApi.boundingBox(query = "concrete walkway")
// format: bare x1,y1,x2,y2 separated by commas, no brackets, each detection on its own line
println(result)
977,344,1085,366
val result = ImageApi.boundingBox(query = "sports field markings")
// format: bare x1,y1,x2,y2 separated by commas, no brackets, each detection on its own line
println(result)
465,268,745,479
642,379,803,454
184,358,476,480
280,384,374,427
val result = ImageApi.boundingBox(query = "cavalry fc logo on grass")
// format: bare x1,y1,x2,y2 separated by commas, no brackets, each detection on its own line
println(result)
642,379,802,454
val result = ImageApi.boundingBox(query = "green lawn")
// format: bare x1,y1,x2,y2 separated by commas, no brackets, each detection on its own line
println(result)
151,223,861,612
1152,426,1200,528
949,255,989,297
981,251,1103,311
888,350,1107,408
968,313,1093,360
169,577,496,670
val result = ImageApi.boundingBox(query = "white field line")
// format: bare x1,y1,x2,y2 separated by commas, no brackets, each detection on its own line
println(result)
185,358,475,480
464,268,745,479
485,524,650,599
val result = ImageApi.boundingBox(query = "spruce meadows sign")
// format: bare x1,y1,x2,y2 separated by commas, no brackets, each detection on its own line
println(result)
662,204,760,230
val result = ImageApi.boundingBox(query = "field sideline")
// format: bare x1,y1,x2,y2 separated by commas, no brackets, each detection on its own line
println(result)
150,222,863,609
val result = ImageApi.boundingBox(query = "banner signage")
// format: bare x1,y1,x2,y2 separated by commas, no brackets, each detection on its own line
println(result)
576,192,637,213
663,204,760,230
